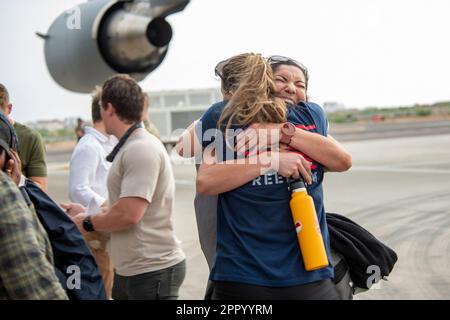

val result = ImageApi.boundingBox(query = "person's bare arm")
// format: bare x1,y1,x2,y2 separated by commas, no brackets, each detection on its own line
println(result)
197,148,312,196
90,197,148,232
197,158,267,196
237,123,352,172
288,129,352,172
67,197,148,234
29,176,48,192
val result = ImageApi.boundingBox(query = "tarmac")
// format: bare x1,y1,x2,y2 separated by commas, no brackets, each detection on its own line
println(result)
46,124,450,300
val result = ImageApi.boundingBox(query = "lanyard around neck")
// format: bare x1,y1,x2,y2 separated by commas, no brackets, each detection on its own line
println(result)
106,122,142,162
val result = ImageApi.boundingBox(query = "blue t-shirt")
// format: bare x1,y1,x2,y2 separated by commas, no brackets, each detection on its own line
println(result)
196,101,334,287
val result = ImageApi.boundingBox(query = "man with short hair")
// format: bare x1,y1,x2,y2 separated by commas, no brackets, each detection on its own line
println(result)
0,83,48,191
68,87,117,299
65,74,186,300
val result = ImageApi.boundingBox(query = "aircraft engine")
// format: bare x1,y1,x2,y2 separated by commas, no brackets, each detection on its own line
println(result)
40,0,189,93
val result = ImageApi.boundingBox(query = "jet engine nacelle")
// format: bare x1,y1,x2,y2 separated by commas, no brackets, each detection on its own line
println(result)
41,0,189,93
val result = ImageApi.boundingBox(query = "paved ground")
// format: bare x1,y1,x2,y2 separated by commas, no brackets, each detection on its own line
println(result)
323,134,450,300
47,130,450,300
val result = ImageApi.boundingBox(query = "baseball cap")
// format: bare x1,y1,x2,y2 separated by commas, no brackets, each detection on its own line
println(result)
0,112,18,155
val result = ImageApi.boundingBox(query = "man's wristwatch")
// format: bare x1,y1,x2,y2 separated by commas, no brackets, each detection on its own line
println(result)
280,122,296,145
82,216,95,232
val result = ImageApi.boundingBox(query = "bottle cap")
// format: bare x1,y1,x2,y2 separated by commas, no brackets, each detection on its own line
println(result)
289,179,306,192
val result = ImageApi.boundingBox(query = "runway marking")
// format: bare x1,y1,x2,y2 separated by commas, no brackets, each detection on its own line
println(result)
47,162,70,171
176,179,196,186
396,158,450,167
350,165,450,175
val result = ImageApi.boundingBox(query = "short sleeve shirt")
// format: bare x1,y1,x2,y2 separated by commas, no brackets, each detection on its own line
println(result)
107,129,185,276
197,101,334,287
14,122,47,177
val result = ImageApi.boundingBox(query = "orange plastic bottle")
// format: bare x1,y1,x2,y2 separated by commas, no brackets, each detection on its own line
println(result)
289,179,329,271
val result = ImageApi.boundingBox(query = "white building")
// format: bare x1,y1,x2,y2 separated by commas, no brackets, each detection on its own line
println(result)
147,87,222,141
323,101,346,113
27,119,66,131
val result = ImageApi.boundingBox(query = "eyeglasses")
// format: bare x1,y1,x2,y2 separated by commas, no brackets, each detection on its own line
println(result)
214,58,229,82
267,55,309,84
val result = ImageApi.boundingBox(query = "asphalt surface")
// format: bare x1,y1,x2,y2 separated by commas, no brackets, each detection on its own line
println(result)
46,126,450,300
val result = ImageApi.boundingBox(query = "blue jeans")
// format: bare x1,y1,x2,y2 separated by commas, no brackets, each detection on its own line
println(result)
112,260,186,300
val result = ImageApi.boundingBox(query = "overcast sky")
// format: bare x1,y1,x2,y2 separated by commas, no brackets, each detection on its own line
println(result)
1,0,450,122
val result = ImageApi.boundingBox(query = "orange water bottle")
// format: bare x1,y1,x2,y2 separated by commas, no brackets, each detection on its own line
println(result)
289,179,329,271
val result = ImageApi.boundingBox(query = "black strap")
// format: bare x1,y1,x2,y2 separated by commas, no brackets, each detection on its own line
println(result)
333,258,349,284
106,122,142,162
19,186,33,207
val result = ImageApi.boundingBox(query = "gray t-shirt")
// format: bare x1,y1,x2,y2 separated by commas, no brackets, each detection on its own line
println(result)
108,129,185,276
194,195,217,271
194,164,218,271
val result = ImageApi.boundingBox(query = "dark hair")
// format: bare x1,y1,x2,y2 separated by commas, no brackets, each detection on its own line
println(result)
101,74,144,123
91,87,102,123
268,55,309,90
270,62,309,90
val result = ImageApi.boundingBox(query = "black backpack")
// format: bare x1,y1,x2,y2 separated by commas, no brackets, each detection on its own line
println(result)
20,180,106,300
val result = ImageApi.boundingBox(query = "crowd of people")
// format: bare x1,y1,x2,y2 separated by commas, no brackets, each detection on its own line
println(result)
1,53,398,300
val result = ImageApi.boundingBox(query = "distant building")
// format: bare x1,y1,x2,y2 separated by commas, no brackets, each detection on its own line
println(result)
147,87,222,141
27,119,65,131
64,117,80,129
323,102,346,113
26,117,91,131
